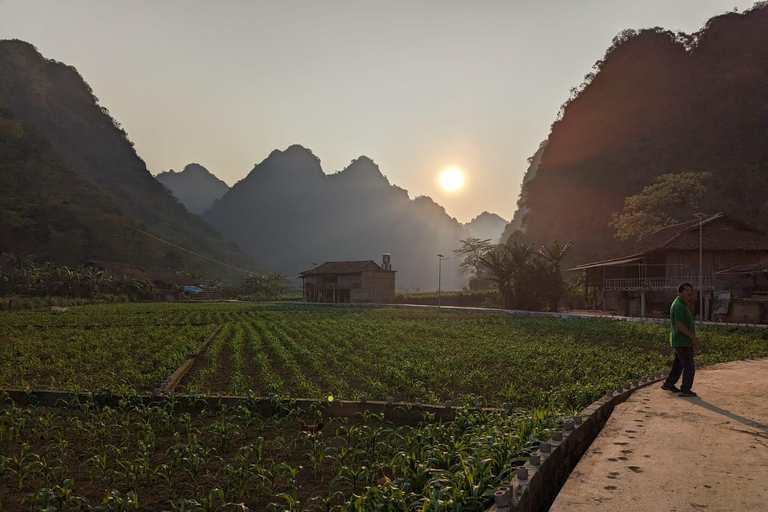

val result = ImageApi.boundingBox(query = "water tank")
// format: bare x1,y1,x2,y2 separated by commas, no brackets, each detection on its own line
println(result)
382,253,391,270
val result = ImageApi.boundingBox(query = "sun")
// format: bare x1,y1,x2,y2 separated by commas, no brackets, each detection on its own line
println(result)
439,168,464,192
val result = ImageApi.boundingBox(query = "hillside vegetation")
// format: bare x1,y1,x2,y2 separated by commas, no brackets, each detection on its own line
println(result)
0,40,255,279
516,5,768,264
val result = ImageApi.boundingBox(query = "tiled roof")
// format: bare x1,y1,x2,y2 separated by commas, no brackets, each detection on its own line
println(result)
571,212,768,270
298,260,385,276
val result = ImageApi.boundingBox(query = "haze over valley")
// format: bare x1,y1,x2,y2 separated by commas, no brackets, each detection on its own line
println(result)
1,1,766,290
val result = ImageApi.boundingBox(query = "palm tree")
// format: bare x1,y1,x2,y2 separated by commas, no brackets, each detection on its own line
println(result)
537,240,572,310
480,241,535,309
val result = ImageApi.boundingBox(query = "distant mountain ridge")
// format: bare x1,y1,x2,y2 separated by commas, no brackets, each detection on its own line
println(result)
204,146,469,289
464,212,508,243
156,164,230,215
515,5,768,264
0,39,255,277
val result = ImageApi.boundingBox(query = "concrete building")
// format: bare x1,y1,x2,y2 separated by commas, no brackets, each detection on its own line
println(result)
569,212,768,320
300,256,395,304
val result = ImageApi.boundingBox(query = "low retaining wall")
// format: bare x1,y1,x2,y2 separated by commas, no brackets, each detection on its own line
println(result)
488,351,768,512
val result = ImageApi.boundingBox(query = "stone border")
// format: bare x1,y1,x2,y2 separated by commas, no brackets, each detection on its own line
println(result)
158,324,223,394
487,350,768,512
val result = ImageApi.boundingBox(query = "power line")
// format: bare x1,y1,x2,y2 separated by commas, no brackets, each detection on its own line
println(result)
123,224,257,275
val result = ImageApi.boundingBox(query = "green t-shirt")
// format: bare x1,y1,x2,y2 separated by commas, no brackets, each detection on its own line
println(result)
670,296,695,348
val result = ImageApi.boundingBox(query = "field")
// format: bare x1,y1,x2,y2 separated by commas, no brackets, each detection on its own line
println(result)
1,303,766,510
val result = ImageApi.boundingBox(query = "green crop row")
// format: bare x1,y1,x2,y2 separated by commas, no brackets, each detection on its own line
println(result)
0,393,561,511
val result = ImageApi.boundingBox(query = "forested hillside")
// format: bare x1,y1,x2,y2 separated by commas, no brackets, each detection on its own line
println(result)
0,40,255,278
205,146,469,289
516,4,768,264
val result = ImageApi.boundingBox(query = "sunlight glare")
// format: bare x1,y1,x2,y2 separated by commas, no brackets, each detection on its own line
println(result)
440,168,464,192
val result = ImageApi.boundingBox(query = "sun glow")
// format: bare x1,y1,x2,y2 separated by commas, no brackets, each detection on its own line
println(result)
439,168,464,192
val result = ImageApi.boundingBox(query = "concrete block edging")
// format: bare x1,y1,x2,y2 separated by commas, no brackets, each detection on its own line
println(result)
486,369,677,512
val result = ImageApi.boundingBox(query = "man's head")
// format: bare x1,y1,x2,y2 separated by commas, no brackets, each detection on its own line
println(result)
677,282,695,303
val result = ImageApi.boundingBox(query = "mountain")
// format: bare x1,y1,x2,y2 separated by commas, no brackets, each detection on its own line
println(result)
502,140,547,240
156,164,230,215
0,40,255,278
516,5,768,265
464,212,508,243
204,147,469,289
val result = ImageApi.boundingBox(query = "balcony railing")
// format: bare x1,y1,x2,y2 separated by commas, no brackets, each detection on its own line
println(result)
603,276,716,291
306,282,362,290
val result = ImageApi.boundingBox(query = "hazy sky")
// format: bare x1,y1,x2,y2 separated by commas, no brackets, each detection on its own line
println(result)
1,1,757,223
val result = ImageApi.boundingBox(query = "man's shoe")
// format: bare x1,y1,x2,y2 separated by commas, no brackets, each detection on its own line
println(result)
661,382,680,392
679,390,698,397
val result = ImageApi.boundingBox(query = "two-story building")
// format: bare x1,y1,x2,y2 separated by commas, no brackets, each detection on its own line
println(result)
569,212,768,320
299,256,396,304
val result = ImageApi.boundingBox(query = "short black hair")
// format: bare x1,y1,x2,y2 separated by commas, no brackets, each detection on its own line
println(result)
677,282,693,294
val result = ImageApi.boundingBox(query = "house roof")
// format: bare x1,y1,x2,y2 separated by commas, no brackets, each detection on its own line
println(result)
141,268,200,286
88,260,152,281
570,212,768,271
715,255,768,275
298,260,391,277
87,261,199,285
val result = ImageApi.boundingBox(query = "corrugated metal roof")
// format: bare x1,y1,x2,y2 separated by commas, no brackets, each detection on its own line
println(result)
572,212,768,269
299,260,388,276
569,256,644,271
715,255,768,274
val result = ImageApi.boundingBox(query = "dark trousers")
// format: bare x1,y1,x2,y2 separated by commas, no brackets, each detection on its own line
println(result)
666,346,695,392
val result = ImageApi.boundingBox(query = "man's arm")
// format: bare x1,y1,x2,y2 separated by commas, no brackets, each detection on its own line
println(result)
675,321,701,349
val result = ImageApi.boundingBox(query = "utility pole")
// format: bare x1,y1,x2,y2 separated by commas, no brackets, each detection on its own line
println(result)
437,254,449,309
693,213,706,326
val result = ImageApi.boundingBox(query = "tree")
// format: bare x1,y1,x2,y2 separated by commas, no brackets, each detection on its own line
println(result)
609,172,712,241
479,241,536,309
538,240,572,311
453,237,494,289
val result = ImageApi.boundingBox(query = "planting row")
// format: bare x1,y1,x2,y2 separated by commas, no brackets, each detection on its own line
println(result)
0,393,559,511
2,303,766,410
179,306,768,409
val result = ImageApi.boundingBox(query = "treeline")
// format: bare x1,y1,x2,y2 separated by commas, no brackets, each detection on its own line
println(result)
0,255,149,301
455,238,582,311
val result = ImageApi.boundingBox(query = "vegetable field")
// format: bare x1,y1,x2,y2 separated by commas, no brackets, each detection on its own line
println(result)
0,303,765,510
2,303,765,408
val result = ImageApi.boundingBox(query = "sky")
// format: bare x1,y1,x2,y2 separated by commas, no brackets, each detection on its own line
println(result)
0,0,757,223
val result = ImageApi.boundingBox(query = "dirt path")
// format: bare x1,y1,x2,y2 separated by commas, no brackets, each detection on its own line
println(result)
551,358,768,512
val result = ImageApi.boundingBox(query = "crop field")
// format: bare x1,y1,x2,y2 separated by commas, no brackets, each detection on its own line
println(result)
0,303,766,510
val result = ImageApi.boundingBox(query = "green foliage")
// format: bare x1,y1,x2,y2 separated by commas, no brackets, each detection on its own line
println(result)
518,5,768,265
233,273,286,301
479,240,571,311
0,303,765,509
0,254,150,300
609,172,712,241
453,237,494,289
0,43,257,283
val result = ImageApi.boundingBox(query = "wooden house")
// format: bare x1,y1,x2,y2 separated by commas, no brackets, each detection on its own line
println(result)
569,212,768,319
299,257,395,304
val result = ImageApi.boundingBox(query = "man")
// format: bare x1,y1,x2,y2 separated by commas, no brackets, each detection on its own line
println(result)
661,282,700,397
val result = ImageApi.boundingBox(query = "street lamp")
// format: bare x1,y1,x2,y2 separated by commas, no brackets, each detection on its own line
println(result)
437,254,450,309
693,213,706,326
